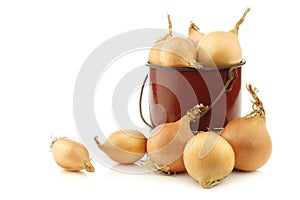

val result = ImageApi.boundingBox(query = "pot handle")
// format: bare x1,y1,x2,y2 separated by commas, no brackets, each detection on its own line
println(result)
139,67,238,129
139,74,154,128
199,67,238,118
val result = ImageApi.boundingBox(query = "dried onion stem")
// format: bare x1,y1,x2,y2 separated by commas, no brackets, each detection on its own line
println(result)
245,83,265,118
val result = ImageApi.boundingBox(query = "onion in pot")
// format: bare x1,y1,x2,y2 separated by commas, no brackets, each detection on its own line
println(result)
159,36,198,68
197,7,251,67
188,21,205,45
148,40,166,66
148,13,172,66
148,14,201,68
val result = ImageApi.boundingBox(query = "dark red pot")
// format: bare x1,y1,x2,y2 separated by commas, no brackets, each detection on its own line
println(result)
147,60,245,131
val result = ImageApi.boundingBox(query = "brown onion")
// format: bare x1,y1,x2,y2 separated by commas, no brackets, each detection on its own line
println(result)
197,7,250,67
94,129,147,164
148,14,200,68
188,21,205,45
158,36,198,68
51,138,94,172
184,131,235,188
221,83,272,171
147,104,208,173
148,14,172,66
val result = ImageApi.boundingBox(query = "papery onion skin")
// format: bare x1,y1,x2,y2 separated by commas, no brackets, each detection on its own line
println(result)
94,129,147,164
197,31,242,67
188,21,205,45
221,116,272,171
148,13,172,66
148,40,167,66
159,37,197,68
196,7,250,67
147,115,193,173
183,132,235,188
147,104,208,173
51,138,94,172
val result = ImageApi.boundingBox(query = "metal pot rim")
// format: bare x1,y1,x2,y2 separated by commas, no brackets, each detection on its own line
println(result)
146,59,246,71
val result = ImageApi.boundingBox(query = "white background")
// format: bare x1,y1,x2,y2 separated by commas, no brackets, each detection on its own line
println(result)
1,0,299,199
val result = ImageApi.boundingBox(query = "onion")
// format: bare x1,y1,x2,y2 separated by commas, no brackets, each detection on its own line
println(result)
51,138,94,172
146,104,208,173
94,129,147,164
221,83,272,171
159,37,198,68
148,14,172,66
197,7,251,67
148,14,200,68
184,131,235,188
148,40,166,66
188,21,205,45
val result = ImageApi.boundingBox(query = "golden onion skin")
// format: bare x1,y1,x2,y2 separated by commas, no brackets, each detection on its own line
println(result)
158,37,197,68
196,7,250,67
197,30,242,67
147,115,194,173
184,132,235,188
94,129,147,164
188,21,205,45
221,116,272,171
51,138,94,172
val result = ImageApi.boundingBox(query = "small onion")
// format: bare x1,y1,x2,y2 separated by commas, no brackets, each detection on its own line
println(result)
94,129,147,164
184,131,235,188
188,21,205,45
221,83,272,171
51,138,94,172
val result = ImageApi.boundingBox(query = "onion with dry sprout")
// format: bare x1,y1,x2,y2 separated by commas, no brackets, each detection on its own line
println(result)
221,83,272,171
188,21,205,45
183,131,235,188
159,37,199,68
51,138,94,172
197,7,251,67
148,40,165,67
146,104,208,173
94,129,147,164
148,14,200,68
148,13,172,66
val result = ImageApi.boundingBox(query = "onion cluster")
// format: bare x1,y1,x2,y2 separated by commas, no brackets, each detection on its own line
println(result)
50,8,272,190
148,8,251,68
